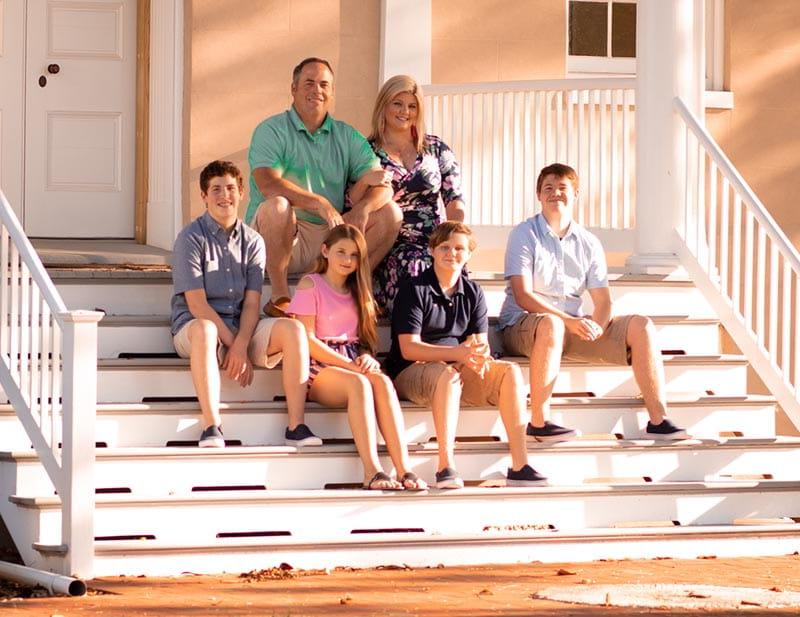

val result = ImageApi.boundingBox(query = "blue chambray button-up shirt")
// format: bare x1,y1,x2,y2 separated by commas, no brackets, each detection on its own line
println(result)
498,213,608,329
170,212,266,335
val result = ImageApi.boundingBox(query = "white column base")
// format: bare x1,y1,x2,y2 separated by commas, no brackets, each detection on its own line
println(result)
624,253,687,276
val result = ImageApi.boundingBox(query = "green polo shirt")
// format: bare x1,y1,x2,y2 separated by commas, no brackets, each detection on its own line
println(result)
246,107,378,225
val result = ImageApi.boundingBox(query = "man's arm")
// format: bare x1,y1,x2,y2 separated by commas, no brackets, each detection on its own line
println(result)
509,275,603,342
587,286,612,330
252,167,342,227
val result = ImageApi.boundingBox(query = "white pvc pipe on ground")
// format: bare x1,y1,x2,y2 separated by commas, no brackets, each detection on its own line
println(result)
0,560,86,596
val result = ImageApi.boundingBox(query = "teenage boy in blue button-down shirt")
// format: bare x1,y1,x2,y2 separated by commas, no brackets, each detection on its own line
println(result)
387,222,547,489
171,160,321,448
499,163,688,442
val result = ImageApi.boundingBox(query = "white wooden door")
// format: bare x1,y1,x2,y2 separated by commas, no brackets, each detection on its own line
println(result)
24,0,136,237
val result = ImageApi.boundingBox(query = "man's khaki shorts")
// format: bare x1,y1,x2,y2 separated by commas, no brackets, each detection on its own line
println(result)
502,313,635,366
394,359,518,407
173,317,283,368
251,207,329,275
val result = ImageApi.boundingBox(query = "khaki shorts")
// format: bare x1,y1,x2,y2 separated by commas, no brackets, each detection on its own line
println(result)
251,207,329,275
173,317,283,368
502,313,635,366
394,359,518,407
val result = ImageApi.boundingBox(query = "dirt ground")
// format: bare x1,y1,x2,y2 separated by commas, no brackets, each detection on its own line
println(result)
2,554,800,616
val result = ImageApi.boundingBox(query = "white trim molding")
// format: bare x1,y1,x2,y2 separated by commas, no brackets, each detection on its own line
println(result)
380,0,431,85
147,0,183,251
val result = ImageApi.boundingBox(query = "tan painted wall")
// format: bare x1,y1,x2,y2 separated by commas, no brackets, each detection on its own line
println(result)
707,0,800,250
186,0,380,221
431,0,566,83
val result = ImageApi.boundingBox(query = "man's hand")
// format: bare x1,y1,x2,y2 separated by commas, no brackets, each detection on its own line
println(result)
222,339,254,387
315,197,344,229
456,337,491,377
566,316,604,341
354,353,381,374
360,169,393,188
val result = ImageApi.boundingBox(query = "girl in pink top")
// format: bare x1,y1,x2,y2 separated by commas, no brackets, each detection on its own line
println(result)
288,225,426,491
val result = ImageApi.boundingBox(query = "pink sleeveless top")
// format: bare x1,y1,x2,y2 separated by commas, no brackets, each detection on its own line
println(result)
287,273,359,342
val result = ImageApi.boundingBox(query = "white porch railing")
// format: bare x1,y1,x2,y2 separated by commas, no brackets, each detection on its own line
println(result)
0,189,103,578
424,78,636,232
674,97,800,427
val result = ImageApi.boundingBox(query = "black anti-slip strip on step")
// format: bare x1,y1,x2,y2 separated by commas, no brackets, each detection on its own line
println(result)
95,534,156,542
216,531,291,538
350,528,425,534
165,439,243,447
143,396,199,403
95,487,132,494
191,485,267,492
428,435,500,443
118,352,180,359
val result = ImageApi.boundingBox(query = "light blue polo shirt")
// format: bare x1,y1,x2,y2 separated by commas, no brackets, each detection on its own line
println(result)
498,213,608,329
246,107,378,225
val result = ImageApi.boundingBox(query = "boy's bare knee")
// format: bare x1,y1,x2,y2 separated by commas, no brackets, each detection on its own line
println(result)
434,365,462,395
627,314,654,343
535,314,565,345
189,319,218,348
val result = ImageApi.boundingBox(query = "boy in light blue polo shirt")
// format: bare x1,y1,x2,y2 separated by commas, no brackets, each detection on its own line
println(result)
247,57,401,318
499,163,688,442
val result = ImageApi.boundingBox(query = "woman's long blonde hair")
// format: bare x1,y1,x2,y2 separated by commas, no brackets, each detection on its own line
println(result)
311,224,379,353
369,74,426,154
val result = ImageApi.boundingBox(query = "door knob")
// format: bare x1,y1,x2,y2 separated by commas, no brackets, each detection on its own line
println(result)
47,64,60,74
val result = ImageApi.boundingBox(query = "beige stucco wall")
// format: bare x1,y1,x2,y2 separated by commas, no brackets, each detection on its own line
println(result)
186,0,380,221
707,0,800,250
431,0,566,83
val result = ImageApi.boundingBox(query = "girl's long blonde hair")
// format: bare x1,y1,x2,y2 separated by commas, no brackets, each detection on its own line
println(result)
368,74,426,154
311,224,379,353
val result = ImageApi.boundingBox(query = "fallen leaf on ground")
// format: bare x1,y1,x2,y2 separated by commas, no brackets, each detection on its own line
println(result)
687,592,710,599
477,589,493,596
556,568,576,576
741,600,762,607
770,587,783,592
340,595,353,605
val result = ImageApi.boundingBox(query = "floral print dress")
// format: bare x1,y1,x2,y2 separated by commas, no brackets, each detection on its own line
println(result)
371,134,465,313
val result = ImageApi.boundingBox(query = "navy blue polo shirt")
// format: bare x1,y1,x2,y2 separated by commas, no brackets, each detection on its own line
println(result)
385,267,488,379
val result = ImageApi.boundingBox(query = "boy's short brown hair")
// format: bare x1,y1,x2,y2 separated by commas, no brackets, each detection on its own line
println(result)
536,163,579,194
200,160,244,194
428,221,477,252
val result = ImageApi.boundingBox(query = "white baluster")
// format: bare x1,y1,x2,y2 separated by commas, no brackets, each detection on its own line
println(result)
719,177,730,296
768,240,779,355
781,260,791,379
732,195,742,314
755,225,766,346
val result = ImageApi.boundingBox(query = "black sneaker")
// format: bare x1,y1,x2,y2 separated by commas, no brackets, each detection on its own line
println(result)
435,467,464,489
506,464,549,487
199,425,225,448
526,421,578,443
285,423,323,447
646,418,689,440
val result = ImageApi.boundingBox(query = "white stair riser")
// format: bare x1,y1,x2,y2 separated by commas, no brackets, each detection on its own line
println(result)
91,362,747,403
18,487,800,547
86,532,800,577
0,402,775,450
6,444,800,498
96,321,721,359
56,280,715,318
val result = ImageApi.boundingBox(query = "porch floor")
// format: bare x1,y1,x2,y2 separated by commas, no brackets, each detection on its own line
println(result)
31,239,171,267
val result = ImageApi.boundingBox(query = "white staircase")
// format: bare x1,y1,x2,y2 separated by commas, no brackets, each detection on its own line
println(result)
3,267,800,576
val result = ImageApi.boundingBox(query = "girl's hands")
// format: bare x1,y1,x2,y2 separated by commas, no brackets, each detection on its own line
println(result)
354,353,382,374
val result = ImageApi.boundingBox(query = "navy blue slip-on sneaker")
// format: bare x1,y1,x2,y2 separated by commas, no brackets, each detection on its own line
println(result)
526,421,578,443
285,423,323,447
199,424,225,448
435,467,464,489
646,418,689,440
506,464,549,487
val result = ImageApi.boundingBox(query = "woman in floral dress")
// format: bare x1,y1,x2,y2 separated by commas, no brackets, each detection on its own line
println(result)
368,75,466,312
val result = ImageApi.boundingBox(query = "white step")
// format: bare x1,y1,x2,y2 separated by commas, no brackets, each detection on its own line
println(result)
84,355,747,404
96,314,722,359
4,437,800,497
0,395,776,450
51,271,716,318
11,481,800,559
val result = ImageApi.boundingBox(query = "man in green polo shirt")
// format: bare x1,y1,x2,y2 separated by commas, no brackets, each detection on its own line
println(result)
247,57,401,316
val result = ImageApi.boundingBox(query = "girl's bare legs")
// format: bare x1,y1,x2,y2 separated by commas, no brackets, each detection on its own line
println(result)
366,372,427,489
309,367,400,489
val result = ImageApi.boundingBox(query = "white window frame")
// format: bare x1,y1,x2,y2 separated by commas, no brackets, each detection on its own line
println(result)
567,0,726,93
566,0,637,75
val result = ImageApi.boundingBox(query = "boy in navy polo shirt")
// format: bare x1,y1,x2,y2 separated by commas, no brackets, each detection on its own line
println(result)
386,222,547,488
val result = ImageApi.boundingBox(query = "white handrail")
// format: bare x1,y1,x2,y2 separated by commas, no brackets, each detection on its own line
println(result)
0,188,101,578
674,98,800,272
424,77,636,95
673,96,800,427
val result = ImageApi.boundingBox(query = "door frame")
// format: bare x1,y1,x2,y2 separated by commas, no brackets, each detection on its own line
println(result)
137,0,184,250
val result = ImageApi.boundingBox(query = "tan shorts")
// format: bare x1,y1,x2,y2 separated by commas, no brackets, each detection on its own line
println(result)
251,206,329,275
394,359,518,407
502,313,635,366
172,318,283,368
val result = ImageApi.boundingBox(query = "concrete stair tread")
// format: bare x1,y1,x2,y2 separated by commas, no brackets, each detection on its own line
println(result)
95,353,747,370
13,479,800,509
4,435,800,463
